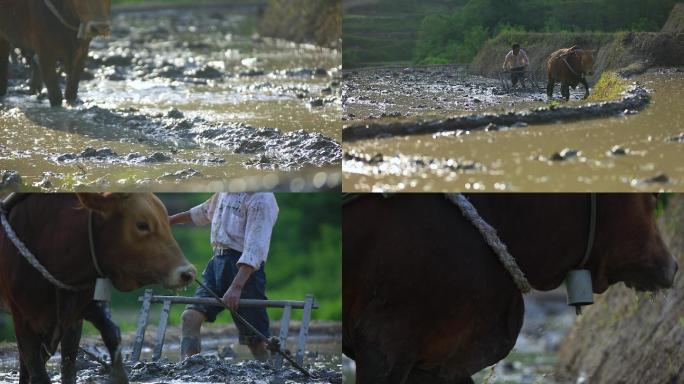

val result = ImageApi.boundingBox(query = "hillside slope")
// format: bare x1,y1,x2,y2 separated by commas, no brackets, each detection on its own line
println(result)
470,31,684,81
343,0,463,68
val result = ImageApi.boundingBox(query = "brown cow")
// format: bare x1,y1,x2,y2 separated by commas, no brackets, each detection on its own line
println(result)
546,45,595,100
0,0,111,107
343,194,677,384
0,193,197,384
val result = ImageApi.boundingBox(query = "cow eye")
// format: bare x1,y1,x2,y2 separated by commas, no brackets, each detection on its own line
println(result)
136,221,151,232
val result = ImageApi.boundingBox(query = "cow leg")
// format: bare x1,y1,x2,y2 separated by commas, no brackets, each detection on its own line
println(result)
60,319,83,384
29,55,43,95
14,321,51,384
84,302,129,384
18,360,28,384
561,83,570,101
37,52,62,107
546,79,554,99
0,37,9,97
580,77,590,99
64,44,89,105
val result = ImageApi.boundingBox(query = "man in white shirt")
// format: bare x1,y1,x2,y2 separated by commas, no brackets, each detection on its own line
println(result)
169,193,279,361
502,43,530,88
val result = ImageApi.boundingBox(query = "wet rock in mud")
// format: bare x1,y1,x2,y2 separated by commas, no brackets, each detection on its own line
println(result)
551,148,580,161
668,133,684,142
56,147,119,162
0,170,22,190
309,98,324,108
644,173,669,184
32,172,60,190
239,69,266,77
280,68,329,77
127,152,173,163
161,168,201,180
189,65,224,79
166,108,185,119
609,145,630,156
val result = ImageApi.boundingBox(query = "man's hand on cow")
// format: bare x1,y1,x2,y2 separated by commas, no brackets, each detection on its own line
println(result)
223,284,243,310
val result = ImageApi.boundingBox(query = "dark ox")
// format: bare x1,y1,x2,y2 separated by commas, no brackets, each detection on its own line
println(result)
0,0,111,107
343,194,677,384
0,193,197,384
546,45,595,101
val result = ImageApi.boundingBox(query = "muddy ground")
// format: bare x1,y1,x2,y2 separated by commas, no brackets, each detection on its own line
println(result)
342,66,684,192
342,65,585,122
0,322,342,384
343,291,576,383
0,5,341,191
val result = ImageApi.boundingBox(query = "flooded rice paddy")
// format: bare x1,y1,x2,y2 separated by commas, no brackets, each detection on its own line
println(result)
342,67,684,192
0,5,341,191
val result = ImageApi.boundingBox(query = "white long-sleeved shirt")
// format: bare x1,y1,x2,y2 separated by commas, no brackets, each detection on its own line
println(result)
190,193,279,269
503,49,529,70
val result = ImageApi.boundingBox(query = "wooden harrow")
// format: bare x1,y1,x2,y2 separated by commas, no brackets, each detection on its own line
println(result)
130,289,318,370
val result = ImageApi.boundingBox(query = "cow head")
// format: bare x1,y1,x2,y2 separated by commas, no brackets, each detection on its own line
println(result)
577,49,595,76
77,193,197,291
67,0,112,39
592,194,678,293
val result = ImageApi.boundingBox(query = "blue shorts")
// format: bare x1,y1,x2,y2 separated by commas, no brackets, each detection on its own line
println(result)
186,248,270,345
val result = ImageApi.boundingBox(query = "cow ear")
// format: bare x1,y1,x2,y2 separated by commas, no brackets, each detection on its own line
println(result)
77,193,130,214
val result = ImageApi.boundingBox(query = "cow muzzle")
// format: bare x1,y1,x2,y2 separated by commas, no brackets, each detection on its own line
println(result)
164,264,198,289
78,20,111,39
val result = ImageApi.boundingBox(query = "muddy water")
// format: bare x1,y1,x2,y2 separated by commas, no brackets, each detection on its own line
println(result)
0,6,341,191
343,69,684,192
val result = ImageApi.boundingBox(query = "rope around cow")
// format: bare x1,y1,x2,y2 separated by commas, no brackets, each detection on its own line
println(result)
445,194,533,293
0,211,87,291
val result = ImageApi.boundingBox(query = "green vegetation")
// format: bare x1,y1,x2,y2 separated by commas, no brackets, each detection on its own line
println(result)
343,0,465,68
415,0,677,65
344,0,678,68
0,193,341,341
587,71,628,101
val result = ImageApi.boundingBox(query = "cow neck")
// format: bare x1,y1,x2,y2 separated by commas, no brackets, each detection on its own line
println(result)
447,194,532,293
0,194,105,291
43,0,79,32
452,194,598,293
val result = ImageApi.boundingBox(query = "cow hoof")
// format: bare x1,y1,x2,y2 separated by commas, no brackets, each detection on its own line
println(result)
66,98,83,107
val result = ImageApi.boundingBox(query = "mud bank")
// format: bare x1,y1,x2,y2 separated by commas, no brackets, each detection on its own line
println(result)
343,83,649,142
